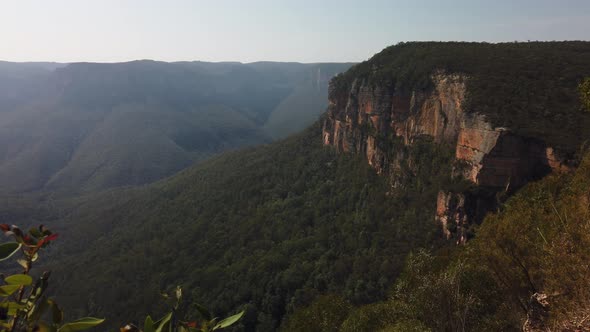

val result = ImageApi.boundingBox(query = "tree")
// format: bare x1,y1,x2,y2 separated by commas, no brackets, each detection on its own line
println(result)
0,223,243,332
125,286,244,332
580,77,590,111
0,224,104,332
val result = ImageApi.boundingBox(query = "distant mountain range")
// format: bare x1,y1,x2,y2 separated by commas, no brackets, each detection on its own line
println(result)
0,60,352,193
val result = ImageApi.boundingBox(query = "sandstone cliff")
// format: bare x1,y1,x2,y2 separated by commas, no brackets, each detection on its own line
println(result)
322,72,572,242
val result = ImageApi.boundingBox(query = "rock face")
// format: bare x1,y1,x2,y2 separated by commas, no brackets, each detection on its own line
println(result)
435,190,497,244
455,119,568,190
322,72,571,240
323,73,467,174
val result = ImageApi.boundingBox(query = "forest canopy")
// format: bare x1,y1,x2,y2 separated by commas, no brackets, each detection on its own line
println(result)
332,41,590,152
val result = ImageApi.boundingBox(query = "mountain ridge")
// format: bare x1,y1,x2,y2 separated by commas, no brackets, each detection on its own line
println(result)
0,61,352,193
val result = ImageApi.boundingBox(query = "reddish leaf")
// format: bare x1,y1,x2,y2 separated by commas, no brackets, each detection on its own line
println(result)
37,233,59,247
23,235,34,245
46,234,59,241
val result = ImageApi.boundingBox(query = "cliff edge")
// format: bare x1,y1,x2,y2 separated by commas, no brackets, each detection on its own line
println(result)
322,42,590,242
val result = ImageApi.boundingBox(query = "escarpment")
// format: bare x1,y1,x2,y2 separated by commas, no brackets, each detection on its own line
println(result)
323,74,467,178
322,72,572,242
322,41,590,242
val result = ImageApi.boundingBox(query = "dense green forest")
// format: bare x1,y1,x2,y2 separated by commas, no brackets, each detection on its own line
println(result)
281,76,590,331
284,151,590,331
44,122,459,331
333,41,590,153
2,42,590,331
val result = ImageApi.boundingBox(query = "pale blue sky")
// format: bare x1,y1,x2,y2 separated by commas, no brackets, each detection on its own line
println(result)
1,0,589,63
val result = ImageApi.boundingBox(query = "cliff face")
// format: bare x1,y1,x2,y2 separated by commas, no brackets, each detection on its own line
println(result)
323,73,465,173
322,72,571,242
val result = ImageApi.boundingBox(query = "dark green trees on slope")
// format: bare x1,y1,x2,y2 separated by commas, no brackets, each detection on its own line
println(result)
48,123,457,331
282,75,590,332
302,150,590,332
581,77,590,111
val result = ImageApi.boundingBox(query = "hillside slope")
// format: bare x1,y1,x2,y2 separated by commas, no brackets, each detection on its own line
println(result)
308,152,590,332
49,123,454,331
0,61,351,193
323,41,590,242
26,42,590,331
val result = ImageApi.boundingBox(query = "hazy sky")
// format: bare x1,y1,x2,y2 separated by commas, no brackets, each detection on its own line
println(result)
1,0,589,63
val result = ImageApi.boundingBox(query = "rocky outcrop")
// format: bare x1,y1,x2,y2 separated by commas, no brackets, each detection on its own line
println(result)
322,71,572,239
436,191,469,244
435,190,498,244
323,73,464,155
323,73,467,178
455,116,571,190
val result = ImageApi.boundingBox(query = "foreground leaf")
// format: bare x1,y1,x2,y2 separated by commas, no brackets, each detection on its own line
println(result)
28,227,43,239
154,312,172,332
0,242,21,261
4,274,33,286
48,299,64,325
0,301,25,315
57,317,105,332
144,315,155,332
0,284,22,297
213,311,244,330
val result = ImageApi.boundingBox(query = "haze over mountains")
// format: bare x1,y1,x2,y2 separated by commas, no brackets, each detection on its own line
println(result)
0,60,351,193
1,39,590,332
18,41,584,331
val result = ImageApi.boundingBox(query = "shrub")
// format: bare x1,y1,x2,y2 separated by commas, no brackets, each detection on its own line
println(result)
0,224,104,332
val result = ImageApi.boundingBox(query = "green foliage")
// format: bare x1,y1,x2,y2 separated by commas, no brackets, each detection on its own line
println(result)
333,41,590,153
580,77,590,111
3,276,32,287
0,223,243,332
58,318,106,332
47,122,455,330
339,302,402,332
0,243,21,261
280,295,351,332
127,286,243,332
379,319,430,332
468,153,590,328
391,250,516,331
329,152,590,331
307,250,515,332
0,224,104,332
4,43,590,330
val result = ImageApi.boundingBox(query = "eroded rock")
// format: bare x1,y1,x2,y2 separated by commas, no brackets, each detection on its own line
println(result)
322,71,571,238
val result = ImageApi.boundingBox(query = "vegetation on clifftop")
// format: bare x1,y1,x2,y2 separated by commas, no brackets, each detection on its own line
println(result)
332,41,590,152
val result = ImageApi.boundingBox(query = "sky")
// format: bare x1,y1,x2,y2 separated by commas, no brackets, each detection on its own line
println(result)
1,0,589,63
